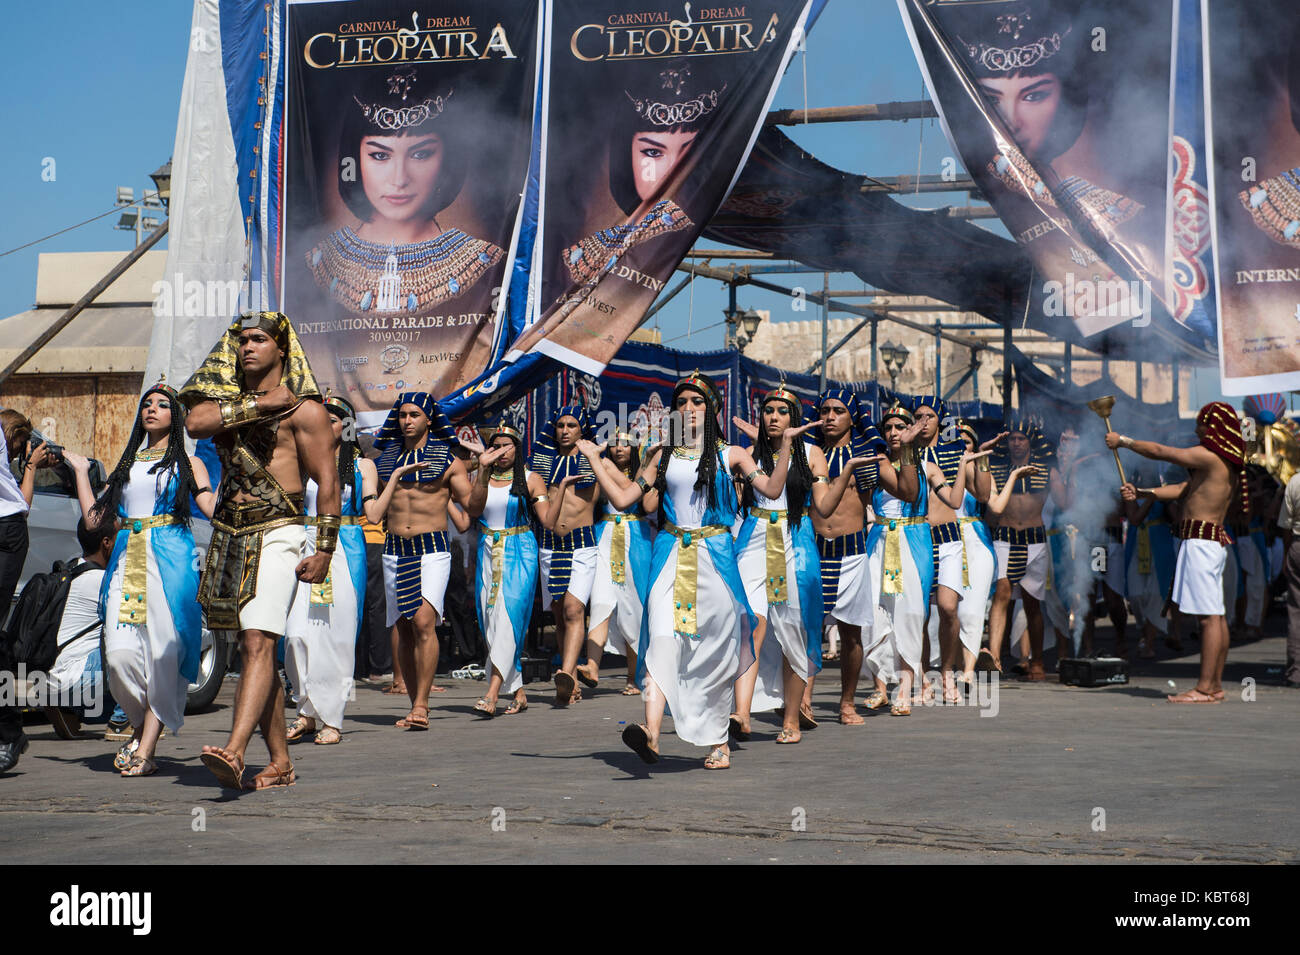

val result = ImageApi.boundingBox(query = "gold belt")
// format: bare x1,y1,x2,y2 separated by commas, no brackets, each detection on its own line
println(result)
750,507,790,606
485,525,531,608
307,514,363,526
211,513,304,535
663,522,732,637
117,515,179,626
873,516,928,595
601,512,642,584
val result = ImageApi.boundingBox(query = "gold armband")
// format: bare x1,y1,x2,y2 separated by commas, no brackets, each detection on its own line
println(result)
976,457,991,473
220,395,262,428
814,475,830,484
635,476,651,495
1119,435,1135,449
533,494,549,504
315,514,340,553
743,469,762,484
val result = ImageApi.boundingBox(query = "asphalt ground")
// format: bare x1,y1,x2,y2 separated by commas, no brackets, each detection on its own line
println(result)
2,624,1296,865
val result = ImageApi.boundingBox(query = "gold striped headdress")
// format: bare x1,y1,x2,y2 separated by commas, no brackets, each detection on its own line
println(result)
180,311,320,406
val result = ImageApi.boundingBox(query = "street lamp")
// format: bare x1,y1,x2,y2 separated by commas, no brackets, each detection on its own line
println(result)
114,170,166,246
150,159,172,209
881,340,910,391
993,368,1006,400
725,306,763,353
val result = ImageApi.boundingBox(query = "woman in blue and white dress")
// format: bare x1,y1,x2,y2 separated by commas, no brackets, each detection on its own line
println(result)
865,403,975,715
74,380,215,777
578,432,656,696
583,372,812,770
465,424,546,717
284,394,371,745
732,386,826,744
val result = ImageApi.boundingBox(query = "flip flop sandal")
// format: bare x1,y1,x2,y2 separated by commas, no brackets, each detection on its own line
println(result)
503,699,528,715
113,739,140,772
576,667,599,689
121,755,157,777
400,709,430,730
622,723,659,764
863,690,889,710
554,671,576,705
620,685,641,696
314,727,342,745
285,717,315,742
728,716,751,741
775,728,801,744
798,703,819,730
890,700,912,716
473,698,497,719
1166,689,1221,704
704,747,731,770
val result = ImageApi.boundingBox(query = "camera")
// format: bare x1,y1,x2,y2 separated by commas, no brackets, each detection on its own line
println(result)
28,430,64,466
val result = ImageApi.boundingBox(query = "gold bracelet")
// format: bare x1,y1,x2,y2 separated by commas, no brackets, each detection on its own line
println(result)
977,456,991,472
1119,435,1135,449
219,399,237,427
635,476,650,495
814,475,830,484
533,494,549,504
315,525,339,552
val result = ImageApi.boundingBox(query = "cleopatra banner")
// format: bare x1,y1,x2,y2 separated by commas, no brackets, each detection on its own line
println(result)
1205,1,1300,394
281,0,542,422
505,0,815,375
900,0,1175,339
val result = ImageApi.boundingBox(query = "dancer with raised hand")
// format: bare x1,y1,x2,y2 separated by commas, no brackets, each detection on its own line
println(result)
577,430,656,696
530,406,601,705
370,392,472,731
581,371,810,770
283,392,371,746
1108,402,1246,704
809,390,921,722
66,380,215,777
729,384,872,744
982,415,1064,680
464,423,546,717
864,402,980,714
914,402,997,701
183,311,338,790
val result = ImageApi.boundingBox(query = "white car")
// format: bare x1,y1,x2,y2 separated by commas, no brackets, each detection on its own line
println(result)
18,459,230,713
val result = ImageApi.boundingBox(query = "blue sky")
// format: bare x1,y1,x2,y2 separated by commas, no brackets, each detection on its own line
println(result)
0,0,971,345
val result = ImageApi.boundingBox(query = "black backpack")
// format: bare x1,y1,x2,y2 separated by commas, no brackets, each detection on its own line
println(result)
3,559,99,672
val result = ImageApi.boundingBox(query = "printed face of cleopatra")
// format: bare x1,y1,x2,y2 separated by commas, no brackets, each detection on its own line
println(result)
140,393,173,436
399,403,431,442
977,72,1062,160
490,434,517,469
631,129,697,202
360,132,443,225
819,399,850,442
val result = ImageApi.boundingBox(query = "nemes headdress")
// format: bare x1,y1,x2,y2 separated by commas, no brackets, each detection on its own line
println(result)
531,404,596,488
179,311,320,407
1197,401,1249,512
374,392,459,452
817,388,888,456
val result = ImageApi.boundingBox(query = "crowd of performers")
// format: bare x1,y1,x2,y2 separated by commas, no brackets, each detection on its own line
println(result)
73,311,1259,786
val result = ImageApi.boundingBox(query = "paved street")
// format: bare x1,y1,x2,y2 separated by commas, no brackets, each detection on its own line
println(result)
3,628,1297,864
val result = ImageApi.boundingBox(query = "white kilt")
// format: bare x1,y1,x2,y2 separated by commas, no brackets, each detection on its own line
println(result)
383,551,451,626
1170,538,1227,617
285,544,357,730
539,545,599,609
